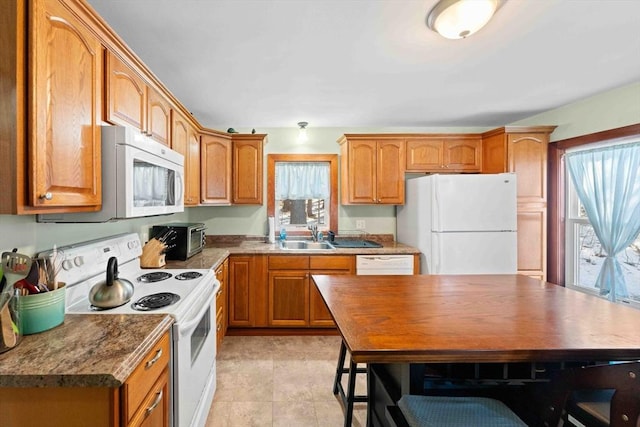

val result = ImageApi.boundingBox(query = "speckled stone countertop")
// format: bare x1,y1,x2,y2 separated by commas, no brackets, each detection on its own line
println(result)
0,314,173,388
165,240,420,270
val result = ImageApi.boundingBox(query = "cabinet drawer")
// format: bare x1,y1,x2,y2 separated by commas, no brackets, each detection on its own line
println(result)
309,255,353,271
123,332,171,423
216,310,224,346
128,367,170,427
215,284,224,318
215,266,225,282
268,255,309,270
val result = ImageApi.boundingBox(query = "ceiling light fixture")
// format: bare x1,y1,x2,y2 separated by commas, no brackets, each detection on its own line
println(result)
426,0,505,40
297,121,309,143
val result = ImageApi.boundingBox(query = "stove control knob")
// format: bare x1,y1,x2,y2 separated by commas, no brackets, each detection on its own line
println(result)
127,241,138,249
74,256,84,267
62,259,73,271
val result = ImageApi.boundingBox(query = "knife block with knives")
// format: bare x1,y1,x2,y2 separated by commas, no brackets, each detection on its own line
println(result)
140,238,167,268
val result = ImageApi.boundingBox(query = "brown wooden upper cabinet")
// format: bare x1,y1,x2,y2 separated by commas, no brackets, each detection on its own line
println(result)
406,136,481,172
172,111,200,205
232,134,266,205
481,126,556,281
201,133,233,205
338,136,405,204
105,50,171,146
20,0,103,212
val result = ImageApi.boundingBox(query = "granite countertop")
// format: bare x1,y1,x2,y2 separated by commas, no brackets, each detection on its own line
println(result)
0,314,173,388
165,240,420,270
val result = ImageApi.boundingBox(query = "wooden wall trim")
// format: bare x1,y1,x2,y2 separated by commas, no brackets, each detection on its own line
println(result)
547,123,640,285
266,154,339,236
553,123,640,151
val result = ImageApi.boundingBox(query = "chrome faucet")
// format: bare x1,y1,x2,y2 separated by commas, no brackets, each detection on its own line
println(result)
308,224,319,242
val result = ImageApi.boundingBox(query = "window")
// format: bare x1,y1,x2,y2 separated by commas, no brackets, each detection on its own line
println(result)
267,154,338,236
564,139,640,305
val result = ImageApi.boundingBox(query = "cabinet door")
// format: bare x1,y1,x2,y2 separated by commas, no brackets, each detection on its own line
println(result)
345,140,377,204
507,133,548,204
481,132,507,174
517,209,546,279
228,256,255,327
31,0,102,208
186,126,201,205
201,134,232,204
406,139,443,171
171,112,189,203
268,270,309,327
309,269,353,327
105,50,145,131
146,87,171,146
376,140,405,204
443,138,481,172
233,138,264,204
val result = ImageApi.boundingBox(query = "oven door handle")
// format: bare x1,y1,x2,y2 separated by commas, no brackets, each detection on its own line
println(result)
179,289,216,336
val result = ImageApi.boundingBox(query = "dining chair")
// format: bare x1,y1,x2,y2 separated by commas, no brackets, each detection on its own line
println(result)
385,361,640,427
333,339,367,427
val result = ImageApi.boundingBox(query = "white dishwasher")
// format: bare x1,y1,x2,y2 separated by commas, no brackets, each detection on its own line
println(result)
356,255,415,275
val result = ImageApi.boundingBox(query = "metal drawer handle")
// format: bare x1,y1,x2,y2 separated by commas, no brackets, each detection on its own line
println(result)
146,348,163,369
217,323,222,331
216,289,222,297
39,192,53,200
145,389,163,416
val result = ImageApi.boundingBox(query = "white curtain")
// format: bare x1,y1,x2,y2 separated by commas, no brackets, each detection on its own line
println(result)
275,162,330,200
565,141,640,301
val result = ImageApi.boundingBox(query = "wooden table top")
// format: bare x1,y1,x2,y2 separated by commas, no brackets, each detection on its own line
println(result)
312,274,640,364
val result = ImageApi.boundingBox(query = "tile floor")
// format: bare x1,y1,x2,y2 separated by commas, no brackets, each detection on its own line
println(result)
205,335,368,427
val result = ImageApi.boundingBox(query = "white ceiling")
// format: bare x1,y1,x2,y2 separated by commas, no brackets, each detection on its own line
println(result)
87,0,640,130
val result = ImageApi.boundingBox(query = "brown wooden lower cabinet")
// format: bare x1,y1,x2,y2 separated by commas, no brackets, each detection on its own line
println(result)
0,331,171,427
227,255,267,327
215,259,228,347
267,255,354,328
269,269,310,326
226,254,356,329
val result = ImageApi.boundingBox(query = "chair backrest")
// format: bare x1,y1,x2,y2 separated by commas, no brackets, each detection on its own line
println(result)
539,361,640,427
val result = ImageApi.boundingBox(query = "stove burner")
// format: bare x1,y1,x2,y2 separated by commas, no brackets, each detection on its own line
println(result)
137,271,172,283
131,292,180,311
175,271,203,281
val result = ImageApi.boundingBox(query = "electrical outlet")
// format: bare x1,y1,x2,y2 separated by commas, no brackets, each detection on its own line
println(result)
355,220,366,230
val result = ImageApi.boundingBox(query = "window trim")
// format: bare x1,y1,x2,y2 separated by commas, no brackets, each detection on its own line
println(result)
548,123,640,285
267,154,338,236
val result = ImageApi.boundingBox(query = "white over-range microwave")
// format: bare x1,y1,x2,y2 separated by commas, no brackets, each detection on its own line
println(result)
38,126,184,223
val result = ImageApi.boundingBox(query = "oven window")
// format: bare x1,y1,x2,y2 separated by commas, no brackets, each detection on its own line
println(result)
133,160,176,207
190,230,202,253
190,306,211,365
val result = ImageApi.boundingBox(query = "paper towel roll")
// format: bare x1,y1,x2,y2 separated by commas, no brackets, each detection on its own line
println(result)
268,217,275,243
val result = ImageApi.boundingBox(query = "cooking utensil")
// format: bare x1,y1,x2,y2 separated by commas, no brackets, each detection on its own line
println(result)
14,278,39,295
24,261,39,288
2,250,32,293
89,257,134,308
0,295,17,348
2,250,32,276
48,245,63,290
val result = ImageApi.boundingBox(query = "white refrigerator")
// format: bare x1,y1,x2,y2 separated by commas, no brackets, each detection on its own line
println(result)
397,173,517,275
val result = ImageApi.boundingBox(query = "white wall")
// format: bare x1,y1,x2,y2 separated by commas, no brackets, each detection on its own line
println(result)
1,81,638,255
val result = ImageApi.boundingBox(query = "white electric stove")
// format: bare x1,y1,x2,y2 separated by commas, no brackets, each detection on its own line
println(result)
39,233,219,427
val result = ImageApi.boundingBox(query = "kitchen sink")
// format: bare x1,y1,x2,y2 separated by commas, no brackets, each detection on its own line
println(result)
279,240,335,250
